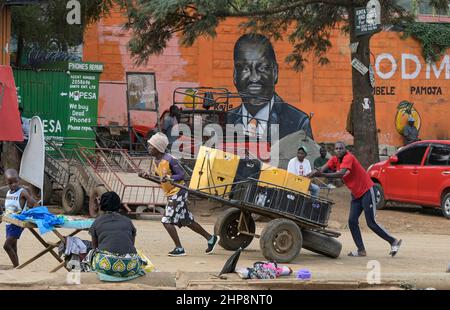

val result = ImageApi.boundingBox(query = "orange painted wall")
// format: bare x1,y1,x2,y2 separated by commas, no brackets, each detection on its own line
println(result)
84,10,449,146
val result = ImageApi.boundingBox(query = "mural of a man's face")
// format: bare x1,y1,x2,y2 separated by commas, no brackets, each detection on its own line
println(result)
234,37,278,115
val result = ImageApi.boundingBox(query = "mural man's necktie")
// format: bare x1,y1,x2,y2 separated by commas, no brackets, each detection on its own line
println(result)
248,118,258,137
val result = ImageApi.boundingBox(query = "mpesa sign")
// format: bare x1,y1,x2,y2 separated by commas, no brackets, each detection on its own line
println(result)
375,53,449,80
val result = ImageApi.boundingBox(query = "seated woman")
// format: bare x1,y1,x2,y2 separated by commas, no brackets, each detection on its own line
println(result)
88,191,144,281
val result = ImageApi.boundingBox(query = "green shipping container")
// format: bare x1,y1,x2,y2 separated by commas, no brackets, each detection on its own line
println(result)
13,62,103,149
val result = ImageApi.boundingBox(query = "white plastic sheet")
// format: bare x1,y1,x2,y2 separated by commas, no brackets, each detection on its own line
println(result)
19,116,45,204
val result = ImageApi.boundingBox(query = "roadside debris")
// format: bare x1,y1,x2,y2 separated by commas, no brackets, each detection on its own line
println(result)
236,262,292,279
296,269,312,280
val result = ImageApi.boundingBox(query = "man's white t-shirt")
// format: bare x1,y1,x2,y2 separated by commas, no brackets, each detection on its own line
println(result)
287,157,312,177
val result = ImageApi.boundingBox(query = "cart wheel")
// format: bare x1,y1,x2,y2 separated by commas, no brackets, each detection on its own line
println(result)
31,173,53,205
260,218,302,263
301,229,342,258
135,206,165,221
89,186,108,218
62,182,85,215
214,208,255,251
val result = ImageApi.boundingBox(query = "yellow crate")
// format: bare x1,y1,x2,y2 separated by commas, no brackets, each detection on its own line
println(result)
283,172,311,195
189,146,240,195
258,164,287,188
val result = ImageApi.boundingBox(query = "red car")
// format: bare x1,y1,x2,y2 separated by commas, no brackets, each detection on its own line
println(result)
368,140,450,218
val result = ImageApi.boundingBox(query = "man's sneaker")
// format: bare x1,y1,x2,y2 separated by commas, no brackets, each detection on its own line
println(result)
389,239,402,257
205,235,220,254
168,247,186,257
348,250,367,257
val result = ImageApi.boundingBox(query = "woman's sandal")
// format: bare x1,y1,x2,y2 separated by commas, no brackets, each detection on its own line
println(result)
347,250,367,257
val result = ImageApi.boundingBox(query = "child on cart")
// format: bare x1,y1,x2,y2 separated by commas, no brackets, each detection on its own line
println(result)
139,133,219,257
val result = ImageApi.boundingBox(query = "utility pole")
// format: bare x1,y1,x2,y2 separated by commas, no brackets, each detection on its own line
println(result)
0,4,11,66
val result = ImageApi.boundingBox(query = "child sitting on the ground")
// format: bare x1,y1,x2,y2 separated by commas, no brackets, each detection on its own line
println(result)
3,169,37,267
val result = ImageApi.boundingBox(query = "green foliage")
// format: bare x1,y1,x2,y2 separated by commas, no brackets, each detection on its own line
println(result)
10,0,123,65
122,0,450,70
402,22,450,63
7,0,449,69
429,0,449,12
123,0,423,70
240,3,346,70
124,0,229,65
10,0,447,69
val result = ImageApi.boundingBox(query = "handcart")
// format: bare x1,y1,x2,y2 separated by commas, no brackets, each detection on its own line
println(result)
75,147,166,218
43,141,166,219
144,174,342,263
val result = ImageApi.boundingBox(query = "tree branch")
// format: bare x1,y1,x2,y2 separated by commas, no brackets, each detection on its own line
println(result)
227,0,241,13
179,10,199,21
217,0,352,17
186,5,198,12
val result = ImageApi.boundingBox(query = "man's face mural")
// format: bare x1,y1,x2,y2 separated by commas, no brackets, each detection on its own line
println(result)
234,38,278,115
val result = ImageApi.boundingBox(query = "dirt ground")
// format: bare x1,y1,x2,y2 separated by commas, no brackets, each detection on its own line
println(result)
0,186,449,289
324,187,450,235
191,186,450,235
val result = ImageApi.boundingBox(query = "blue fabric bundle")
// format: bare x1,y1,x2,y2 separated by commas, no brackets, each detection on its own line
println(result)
12,207,65,234
59,217,94,230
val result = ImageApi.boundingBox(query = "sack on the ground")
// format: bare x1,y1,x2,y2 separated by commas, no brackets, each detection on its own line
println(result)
248,262,277,279
240,261,292,279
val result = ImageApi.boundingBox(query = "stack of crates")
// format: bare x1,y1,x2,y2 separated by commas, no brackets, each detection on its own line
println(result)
284,172,311,194
189,146,240,195
258,164,311,193
230,159,262,201
298,198,332,226
277,167,311,217
189,149,332,226
254,164,330,226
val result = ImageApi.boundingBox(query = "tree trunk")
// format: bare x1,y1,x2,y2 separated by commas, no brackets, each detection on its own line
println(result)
347,6,380,169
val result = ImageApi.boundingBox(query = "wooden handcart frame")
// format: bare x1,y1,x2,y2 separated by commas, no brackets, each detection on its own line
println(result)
1,216,87,273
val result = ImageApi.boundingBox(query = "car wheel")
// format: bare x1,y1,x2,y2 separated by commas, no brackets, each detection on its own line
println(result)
441,193,450,219
373,183,386,210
